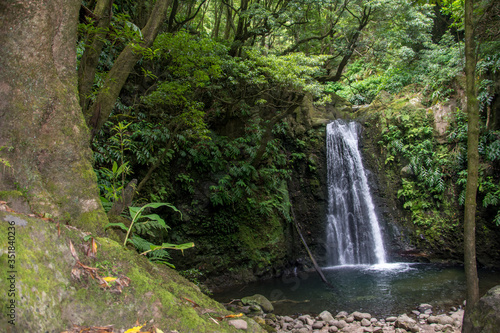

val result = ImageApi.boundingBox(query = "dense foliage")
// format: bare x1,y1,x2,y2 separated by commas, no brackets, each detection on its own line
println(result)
77,0,500,272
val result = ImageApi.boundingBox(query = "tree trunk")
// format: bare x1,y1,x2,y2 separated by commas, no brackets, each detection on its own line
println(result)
78,0,114,113
462,0,480,331
0,0,107,235
86,0,171,140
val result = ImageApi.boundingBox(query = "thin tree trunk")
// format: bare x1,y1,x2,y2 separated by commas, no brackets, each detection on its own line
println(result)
224,0,235,40
86,0,171,140
78,0,114,113
462,0,480,331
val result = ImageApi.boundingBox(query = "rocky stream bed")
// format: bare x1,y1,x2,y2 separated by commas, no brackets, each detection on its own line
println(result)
223,294,465,333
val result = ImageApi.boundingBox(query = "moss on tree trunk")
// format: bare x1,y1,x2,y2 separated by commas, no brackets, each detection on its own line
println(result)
0,0,107,235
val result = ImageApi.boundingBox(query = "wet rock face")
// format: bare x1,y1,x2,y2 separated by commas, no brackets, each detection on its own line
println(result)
467,285,500,332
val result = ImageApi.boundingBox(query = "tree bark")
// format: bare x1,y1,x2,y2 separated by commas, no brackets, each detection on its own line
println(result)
86,0,171,140
462,0,480,331
0,0,107,235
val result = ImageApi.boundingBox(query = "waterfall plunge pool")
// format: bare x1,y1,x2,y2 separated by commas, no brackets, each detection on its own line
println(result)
212,263,500,318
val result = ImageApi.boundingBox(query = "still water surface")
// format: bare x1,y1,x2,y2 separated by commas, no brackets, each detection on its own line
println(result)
212,263,500,318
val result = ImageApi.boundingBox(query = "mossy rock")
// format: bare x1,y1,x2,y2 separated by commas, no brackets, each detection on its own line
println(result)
0,211,264,332
241,294,274,313
467,285,500,331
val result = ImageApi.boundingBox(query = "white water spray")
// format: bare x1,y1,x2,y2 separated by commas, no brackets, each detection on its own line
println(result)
326,120,386,266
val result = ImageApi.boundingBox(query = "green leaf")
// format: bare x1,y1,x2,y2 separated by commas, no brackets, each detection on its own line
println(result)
142,214,169,229
149,242,195,255
104,222,128,232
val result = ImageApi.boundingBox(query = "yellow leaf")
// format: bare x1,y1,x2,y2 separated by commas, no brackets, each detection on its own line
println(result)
91,237,98,254
103,276,117,282
124,324,145,333
155,329,165,333
224,313,243,318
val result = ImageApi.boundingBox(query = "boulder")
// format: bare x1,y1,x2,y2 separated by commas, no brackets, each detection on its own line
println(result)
241,294,274,313
466,285,500,332
395,314,419,332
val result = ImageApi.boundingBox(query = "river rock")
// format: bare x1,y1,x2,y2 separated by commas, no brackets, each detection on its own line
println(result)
336,311,349,318
228,319,248,330
313,320,325,329
417,303,433,313
361,318,371,326
352,311,372,321
253,316,265,325
386,316,397,322
241,294,274,313
427,314,454,325
394,314,419,332
319,310,335,322
294,328,309,333
335,319,348,328
329,326,339,332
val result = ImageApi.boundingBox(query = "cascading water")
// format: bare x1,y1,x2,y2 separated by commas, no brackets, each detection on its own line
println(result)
326,120,386,266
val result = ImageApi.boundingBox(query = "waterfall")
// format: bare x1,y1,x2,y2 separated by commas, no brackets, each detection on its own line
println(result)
325,120,386,266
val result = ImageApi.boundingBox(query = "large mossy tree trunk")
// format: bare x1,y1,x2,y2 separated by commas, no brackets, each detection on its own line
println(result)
0,0,107,235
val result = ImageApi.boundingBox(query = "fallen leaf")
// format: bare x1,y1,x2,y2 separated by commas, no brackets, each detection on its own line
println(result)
224,313,243,318
103,276,117,282
69,240,79,261
182,297,199,307
91,237,98,255
71,267,81,280
124,323,145,333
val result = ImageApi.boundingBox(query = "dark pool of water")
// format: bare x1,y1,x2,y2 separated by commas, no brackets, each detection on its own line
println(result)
212,263,500,318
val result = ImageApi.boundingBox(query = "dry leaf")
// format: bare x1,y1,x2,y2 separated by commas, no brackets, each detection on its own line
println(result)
182,297,199,308
69,240,79,261
91,237,98,255
224,313,243,318
71,267,82,280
